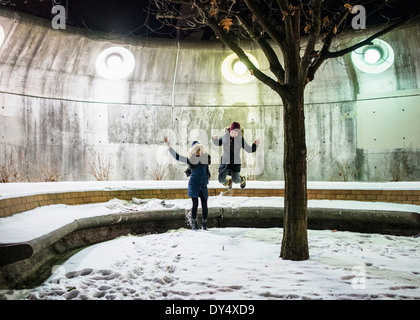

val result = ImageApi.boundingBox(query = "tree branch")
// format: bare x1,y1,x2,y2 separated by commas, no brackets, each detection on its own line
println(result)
306,8,350,82
155,12,198,20
307,14,413,82
276,0,294,44
327,16,411,58
234,12,286,84
243,0,287,54
300,0,322,72
205,14,284,95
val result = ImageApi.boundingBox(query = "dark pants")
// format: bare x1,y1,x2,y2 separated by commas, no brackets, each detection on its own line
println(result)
218,168,241,184
191,195,208,220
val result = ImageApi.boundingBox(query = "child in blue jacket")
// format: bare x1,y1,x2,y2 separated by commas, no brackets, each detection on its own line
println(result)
164,137,211,230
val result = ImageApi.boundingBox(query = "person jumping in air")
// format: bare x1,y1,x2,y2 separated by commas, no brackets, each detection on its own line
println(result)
164,137,211,230
212,122,260,189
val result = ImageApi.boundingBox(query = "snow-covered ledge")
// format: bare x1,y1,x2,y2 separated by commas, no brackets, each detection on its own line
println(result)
1,181,420,218
1,180,420,199
1,181,420,289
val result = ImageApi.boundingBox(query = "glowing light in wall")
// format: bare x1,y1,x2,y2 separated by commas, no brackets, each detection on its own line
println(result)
0,25,5,48
233,61,248,75
106,53,124,70
351,39,394,74
221,52,259,84
96,47,135,80
364,48,381,64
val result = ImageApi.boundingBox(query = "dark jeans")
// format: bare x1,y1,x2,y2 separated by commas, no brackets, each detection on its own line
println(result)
191,195,208,220
218,168,241,184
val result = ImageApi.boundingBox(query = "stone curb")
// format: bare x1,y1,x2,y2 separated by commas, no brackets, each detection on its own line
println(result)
0,206,419,289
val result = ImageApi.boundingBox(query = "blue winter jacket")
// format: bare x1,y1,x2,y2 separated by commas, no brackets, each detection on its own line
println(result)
169,146,211,199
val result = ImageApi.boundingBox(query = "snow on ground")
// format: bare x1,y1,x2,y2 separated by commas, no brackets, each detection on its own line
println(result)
1,227,419,300
0,180,419,300
1,196,420,244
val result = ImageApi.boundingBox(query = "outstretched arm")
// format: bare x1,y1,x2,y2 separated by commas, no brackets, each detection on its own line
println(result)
164,137,189,164
242,137,260,153
212,135,223,146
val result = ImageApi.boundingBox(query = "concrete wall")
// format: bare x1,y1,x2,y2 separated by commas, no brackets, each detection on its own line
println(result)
0,9,419,182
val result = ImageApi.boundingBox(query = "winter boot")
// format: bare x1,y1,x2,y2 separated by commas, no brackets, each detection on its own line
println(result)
202,219,207,230
223,178,233,190
191,218,198,230
240,175,246,189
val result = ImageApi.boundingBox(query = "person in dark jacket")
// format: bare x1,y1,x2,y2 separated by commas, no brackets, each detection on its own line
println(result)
164,137,211,230
212,122,260,189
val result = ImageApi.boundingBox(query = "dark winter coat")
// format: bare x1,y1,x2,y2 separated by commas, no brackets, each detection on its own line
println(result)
212,128,258,174
168,144,211,199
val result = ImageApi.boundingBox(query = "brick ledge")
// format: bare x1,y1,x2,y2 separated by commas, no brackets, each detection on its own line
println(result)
1,185,419,218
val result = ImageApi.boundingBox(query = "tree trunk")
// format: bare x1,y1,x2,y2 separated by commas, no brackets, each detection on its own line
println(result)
280,87,309,261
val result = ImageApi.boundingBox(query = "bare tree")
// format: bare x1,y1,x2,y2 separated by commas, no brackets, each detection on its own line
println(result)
37,154,62,182
151,0,418,260
0,145,19,183
87,148,114,181
149,161,170,180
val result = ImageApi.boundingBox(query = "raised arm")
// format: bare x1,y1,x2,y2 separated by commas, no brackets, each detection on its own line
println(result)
242,137,260,153
168,147,189,164
164,137,189,164
212,135,223,146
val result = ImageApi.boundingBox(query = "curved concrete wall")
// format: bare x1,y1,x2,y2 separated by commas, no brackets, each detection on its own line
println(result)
0,9,419,182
